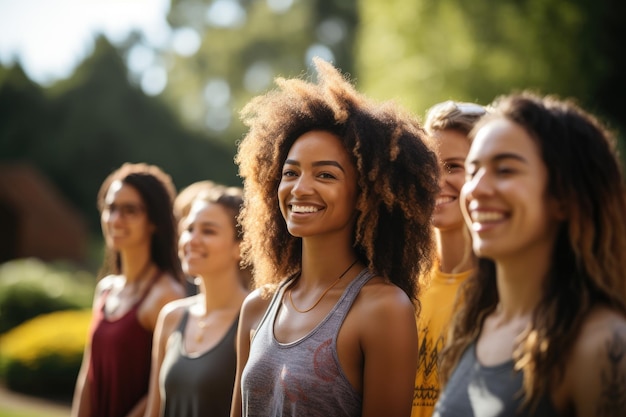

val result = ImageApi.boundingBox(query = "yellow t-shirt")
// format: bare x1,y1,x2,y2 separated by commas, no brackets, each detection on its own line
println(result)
411,268,472,417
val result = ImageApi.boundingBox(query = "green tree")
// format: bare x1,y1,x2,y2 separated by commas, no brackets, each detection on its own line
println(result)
153,0,357,144
0,37,240,236
356,0,626,135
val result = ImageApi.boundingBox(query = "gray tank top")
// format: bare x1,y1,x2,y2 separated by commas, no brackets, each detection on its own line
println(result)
433,343,558,417
160,310,238,417
241,268,375,417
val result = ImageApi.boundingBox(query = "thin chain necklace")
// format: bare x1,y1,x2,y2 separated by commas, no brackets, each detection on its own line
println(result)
288,259,358,314
196,311,210,343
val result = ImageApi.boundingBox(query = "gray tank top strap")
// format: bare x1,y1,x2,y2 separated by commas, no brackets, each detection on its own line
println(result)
332,267,374,316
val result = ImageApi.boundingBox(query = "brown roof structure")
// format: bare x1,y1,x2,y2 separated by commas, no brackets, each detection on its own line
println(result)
0,163,87,263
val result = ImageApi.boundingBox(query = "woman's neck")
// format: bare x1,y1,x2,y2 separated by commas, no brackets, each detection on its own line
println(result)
436,227,473,274
494,251,551,320
197,268,248,311
299,238,358,288
120,248,154,283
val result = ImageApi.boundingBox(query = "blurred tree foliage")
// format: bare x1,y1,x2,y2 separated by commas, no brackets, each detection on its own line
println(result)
3,0,625,252
0,37,239,235
356,0,626,138
156,0,357,143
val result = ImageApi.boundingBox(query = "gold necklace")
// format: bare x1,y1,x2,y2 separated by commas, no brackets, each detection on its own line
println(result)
196,313,209,343
288,259,358,314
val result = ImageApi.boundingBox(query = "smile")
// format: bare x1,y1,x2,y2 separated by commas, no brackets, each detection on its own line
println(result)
470,211,505,222
436,196,455,206
291,204,320,213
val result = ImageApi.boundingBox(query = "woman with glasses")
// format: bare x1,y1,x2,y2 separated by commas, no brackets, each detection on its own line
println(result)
412,101,486,417
72,162,186,417
434,92,626,416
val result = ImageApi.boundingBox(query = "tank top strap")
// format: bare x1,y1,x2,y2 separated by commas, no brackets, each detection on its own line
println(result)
332,267,375,316
249,274,297,345
136,269,163,305
97,277,117,313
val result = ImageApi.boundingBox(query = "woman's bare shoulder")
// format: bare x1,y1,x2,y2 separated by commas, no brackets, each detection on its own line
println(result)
95,274,119,291
158,296,194,328
242,287,273,314
562,307,626,416
351,275,416,334
358,275,415,310
575,307,626,349
149,272,186,301
160,295,196,316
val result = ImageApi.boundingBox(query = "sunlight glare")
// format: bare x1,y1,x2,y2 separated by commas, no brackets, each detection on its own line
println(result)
171,27,202,57
206,0,246,29
141,65,167,96
267,0,293,14
244,61,273,93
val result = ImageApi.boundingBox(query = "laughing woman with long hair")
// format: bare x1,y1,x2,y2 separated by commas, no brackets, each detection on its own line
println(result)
435,92,626,417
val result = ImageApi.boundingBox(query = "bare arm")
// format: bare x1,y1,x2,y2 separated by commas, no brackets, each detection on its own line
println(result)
126,396,148,417
360,285,418,417
70,343,92,417
71,279,111,417
71,276,119,417
230,290,271,417
143,301,185,417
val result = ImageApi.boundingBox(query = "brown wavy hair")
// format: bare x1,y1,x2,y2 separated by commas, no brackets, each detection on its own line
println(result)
439,91,626,410
235,58,439,303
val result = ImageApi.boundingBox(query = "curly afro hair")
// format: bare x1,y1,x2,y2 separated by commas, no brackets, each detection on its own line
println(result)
236,58,439,303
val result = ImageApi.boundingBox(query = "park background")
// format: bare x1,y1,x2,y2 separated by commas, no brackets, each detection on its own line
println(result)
0,0,625,413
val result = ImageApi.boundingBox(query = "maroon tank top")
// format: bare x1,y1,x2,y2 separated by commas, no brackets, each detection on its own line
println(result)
87,270,161,417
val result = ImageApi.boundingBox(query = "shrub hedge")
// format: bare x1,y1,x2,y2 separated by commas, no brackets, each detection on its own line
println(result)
0,258,95,334
0,309,92,401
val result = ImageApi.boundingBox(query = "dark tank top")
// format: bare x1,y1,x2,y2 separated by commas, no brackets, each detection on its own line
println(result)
433,343,559,417
160,310,239,417
87,271,161,417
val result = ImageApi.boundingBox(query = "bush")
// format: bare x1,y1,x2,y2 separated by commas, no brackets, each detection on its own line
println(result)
0,258,95,334
0,309,92,401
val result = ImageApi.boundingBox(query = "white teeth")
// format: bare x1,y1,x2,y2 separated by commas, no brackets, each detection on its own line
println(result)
471,211,504,222
291,205,320,213
436,196,454,206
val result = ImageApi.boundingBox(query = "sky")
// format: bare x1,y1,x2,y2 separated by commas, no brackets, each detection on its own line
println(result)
0,0,172,86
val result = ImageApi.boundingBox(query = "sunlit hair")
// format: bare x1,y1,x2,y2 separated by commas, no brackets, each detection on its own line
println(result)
173,180,217,224
423,101,486,279
424,100,486,137
440,91,626,410
191,184,244,243
97,162,183,284
235,57,439,302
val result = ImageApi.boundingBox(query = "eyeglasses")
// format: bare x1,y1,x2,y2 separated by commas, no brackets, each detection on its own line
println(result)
102,203,146,219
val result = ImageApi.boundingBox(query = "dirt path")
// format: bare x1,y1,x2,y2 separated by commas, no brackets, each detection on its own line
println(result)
0,384,70,417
